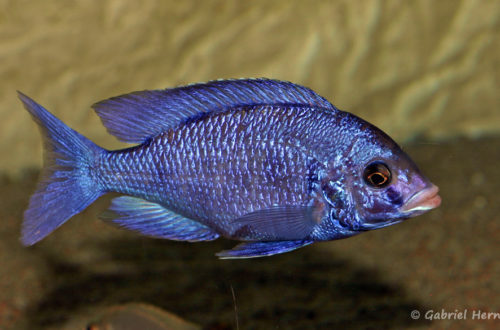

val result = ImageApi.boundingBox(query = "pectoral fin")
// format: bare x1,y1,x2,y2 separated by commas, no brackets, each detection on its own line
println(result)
232,205,320,240
216,240,313,259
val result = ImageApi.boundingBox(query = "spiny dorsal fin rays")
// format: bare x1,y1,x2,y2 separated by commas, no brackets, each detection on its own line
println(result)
92,79,336,144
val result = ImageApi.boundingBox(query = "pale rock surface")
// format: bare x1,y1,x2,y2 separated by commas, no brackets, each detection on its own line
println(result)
1,0,499,176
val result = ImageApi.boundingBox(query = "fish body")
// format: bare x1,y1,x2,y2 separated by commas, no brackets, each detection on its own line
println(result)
18,79,441,258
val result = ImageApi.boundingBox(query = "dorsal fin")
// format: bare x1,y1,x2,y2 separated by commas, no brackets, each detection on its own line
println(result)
92,79,335,143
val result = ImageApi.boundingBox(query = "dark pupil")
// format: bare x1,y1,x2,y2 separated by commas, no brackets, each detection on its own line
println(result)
364,163,391,188
369,172,386,185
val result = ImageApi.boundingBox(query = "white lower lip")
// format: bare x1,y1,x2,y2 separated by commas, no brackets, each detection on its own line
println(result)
401,184,441,213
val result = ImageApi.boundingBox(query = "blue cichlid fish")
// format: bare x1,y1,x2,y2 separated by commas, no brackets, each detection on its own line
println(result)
18,79,441,258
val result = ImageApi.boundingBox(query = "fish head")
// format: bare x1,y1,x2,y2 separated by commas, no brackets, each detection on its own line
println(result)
326,120,441,232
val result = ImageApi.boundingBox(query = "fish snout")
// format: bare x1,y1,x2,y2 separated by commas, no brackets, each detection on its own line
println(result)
400,183,441,215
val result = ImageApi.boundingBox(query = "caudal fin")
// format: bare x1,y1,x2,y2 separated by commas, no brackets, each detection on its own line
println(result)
18,92,104,245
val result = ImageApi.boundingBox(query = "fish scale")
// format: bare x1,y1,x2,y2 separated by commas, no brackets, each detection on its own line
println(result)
97,105,321,236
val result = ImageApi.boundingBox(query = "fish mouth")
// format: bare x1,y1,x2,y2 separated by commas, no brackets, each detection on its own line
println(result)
400,184,441,215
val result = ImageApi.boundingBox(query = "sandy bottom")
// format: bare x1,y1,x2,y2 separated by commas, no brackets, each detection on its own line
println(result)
0,136,498,329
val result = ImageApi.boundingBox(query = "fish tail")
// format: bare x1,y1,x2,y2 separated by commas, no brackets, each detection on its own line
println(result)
18,92,104,245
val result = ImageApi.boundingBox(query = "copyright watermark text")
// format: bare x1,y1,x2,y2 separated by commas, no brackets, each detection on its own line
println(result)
410,309,500,321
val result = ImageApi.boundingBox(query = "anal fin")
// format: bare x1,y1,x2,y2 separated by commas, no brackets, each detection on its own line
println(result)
102,196,219,242
216,240,313,259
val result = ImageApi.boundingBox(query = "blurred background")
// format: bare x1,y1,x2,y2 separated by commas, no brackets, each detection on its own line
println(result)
1,0,498,175
0,1,498,329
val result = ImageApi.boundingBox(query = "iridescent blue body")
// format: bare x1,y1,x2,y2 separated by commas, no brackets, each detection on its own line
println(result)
19,79,441,258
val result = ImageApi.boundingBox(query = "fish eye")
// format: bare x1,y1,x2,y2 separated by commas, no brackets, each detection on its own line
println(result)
363,162,391,188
